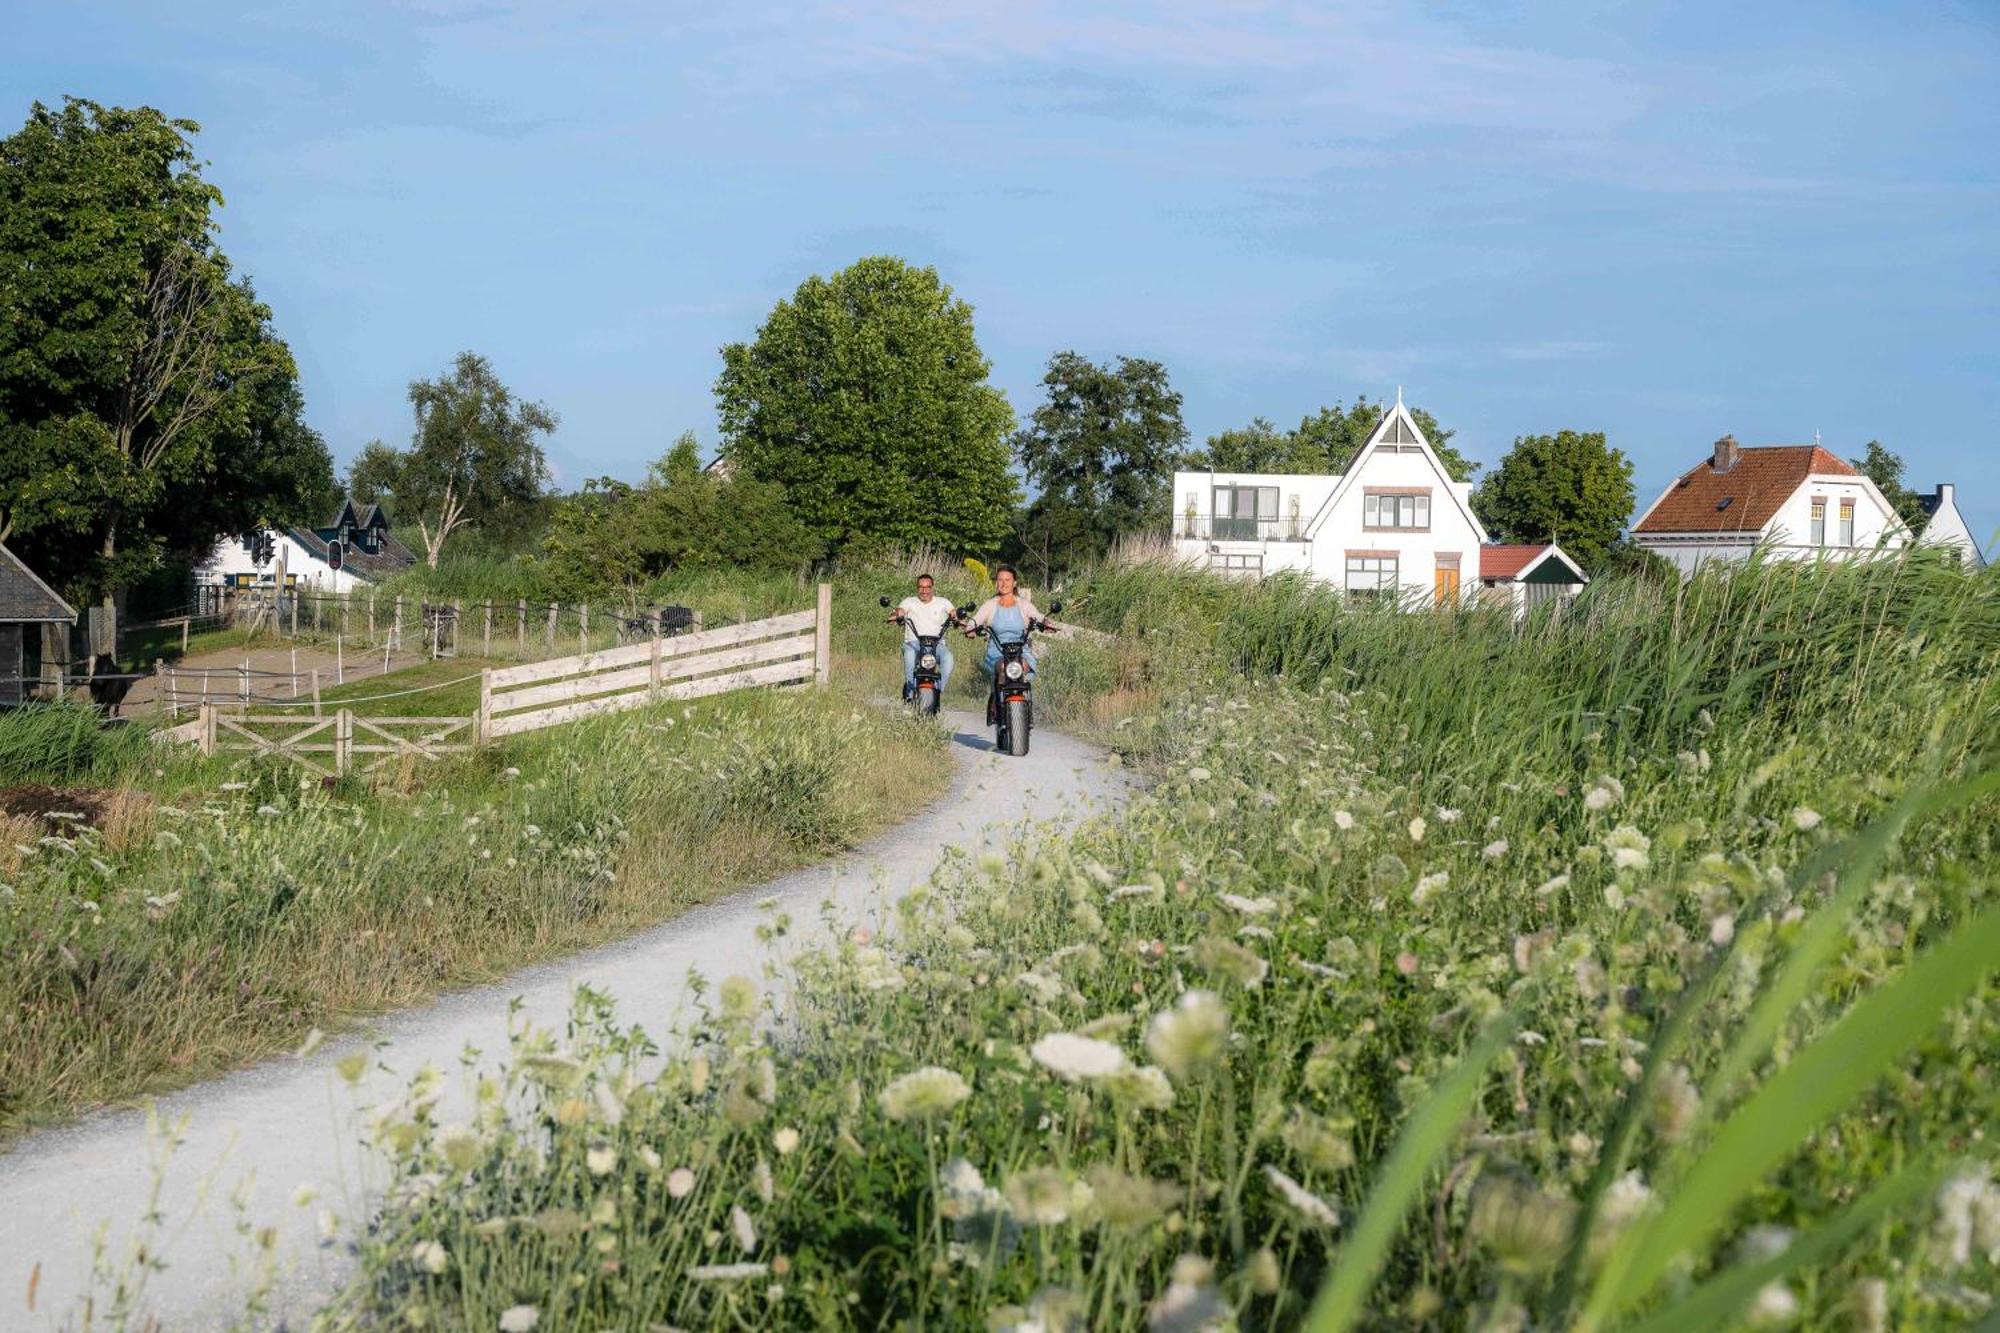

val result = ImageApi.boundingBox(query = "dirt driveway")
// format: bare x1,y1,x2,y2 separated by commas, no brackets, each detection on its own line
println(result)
120,641,435,712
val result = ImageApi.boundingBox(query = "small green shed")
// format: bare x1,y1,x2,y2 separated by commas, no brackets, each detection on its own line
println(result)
0,544,78,705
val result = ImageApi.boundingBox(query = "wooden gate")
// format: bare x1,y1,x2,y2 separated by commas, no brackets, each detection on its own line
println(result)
193,707,475,776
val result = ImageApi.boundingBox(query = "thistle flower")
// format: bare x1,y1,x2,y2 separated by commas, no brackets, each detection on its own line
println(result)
498,1306,540,1332
1031,1032,1128,1082
1144,991,1231,1083
1262,1164,1339,1227
878,1066,972,1120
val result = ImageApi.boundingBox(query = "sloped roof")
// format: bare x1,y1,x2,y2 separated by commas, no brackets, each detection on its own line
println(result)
0,544,78,622
1479,543,1587,583
1634,446,1857,535
1304,395,1490,545
284,526,418,582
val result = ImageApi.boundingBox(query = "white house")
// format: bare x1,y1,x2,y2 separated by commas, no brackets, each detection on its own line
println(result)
197,498,416,594
1917,482,1987,569
1169,395,1588,610
1630,436,1912,575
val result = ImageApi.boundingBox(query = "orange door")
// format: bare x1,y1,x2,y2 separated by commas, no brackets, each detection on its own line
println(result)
1434,567,1461,606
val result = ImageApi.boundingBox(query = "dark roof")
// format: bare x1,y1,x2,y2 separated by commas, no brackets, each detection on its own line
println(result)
0,544,78,622
1635,446,1858,535
284,525,418,582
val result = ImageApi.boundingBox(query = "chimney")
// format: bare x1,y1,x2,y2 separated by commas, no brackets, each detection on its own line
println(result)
1936,482,1955,507
1712,435,1741,473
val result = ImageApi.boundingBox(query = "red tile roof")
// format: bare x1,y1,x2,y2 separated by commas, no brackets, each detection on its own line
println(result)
1635,445,1857,535
1479,544,1554,580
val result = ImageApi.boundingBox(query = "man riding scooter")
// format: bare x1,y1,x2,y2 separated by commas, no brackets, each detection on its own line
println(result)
888,574,959,705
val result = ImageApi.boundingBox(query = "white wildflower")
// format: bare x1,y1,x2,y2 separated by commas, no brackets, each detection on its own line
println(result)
1110,883,1160,901
411,1239,448,1274
1745,1283,1799,1327
1535,873,1571,897
1145,991,1230,1083
1709,914,1736,946
773,1127,800,1156
498,1305,540,1332
1435,807,1462,824
1408,816,1426,843
667,1167,697,1198
1031,1032,1128,1083
1098,1065,1176,1111
1482,839,1509,860
1217,892,1278,916
1262,1165,1339,1227
1412,871,1449,906
1332,810,1354,831
256,804,283,818
1791,807,1822,832
731,1203,757,1253
585,1142,617,1176
878,1066,972,1120
688,1262,769,1280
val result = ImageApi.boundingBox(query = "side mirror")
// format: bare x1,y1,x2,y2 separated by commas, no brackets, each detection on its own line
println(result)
1048,600,1064,615
878,596,892,608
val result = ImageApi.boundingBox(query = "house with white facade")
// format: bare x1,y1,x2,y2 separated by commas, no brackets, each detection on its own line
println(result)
1169,395,1588,610
1917,482,1987,569
197,498,417,595
1630,436,1912,575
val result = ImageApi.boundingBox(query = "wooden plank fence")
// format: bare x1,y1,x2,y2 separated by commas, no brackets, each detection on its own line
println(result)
159,587,833,776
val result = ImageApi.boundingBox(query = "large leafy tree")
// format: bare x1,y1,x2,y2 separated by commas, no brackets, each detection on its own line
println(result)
349,352,555,567
1180,398,1475,481
1011,352,1186,579
0,98,333,616
538,432,816,597
1472,429,1635,572
1848,440,1929,533
715,257,1016,556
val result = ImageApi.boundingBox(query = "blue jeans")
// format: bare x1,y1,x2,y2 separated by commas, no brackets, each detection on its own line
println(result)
903,639,954,692
982,641,1035,676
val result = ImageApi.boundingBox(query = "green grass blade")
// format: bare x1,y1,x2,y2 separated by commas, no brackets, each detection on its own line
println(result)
1581,901,2000,1327
1301,1011,1517,1333
1615,1158,1946,1333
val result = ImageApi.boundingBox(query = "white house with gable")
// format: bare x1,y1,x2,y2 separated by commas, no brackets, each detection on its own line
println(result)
1630,436,1912,575
1169,394,1589,610
1917,482,1987,569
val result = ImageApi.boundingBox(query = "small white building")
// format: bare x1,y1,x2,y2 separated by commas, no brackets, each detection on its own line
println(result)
1169,395,1588,610
197,499,416,594
1917,482,1987,569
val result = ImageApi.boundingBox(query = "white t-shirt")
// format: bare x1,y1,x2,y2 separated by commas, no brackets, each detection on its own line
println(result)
897,594,958,642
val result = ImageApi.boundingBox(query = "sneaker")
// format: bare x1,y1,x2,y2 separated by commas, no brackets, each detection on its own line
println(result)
902,682,913,703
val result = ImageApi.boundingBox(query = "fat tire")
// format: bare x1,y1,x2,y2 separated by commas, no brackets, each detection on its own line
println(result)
1006,698,1030,756
918,684,939,716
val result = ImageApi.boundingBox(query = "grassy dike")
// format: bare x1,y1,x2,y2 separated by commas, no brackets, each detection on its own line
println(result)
310,553,1998,1331
0,648,950,1136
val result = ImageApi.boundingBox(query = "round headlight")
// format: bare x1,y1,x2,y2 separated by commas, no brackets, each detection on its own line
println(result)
919,653,937,670
1004,660,1025,681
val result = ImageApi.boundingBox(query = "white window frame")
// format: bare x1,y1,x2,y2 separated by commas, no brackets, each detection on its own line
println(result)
1363,492,1431,531
1345,553,1399,599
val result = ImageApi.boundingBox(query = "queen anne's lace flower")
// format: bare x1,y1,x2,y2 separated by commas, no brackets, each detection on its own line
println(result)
878,1066,972,1120
1145,991,1230,1083
1031,1032,1127,1082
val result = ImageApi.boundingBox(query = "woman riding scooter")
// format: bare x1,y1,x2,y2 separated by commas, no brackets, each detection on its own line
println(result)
965,565,1059,754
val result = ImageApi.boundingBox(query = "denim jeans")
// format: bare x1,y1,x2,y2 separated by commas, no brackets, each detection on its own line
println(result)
903,639,954,692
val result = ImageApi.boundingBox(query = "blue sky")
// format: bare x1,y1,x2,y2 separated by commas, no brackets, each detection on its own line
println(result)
8,1,1998,544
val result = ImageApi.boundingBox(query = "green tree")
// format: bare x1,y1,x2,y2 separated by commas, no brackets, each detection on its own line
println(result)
1011,352,1187,579
1179,398,1475,481
0,98,332,618
350,352,556,567
1472,430,1635,572
538,432,816,597
716,257,1016,556
1848,440,1929,533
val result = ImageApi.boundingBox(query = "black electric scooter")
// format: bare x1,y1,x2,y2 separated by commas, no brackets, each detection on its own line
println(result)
965,601,1061,756
880,596,958,717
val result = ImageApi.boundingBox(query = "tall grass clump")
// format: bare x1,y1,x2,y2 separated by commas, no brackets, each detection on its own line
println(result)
312,555,1999,1329
0,703,157,785
0,689,946,1134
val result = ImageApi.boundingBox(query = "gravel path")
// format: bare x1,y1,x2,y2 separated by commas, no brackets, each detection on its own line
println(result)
0,710,1126,1330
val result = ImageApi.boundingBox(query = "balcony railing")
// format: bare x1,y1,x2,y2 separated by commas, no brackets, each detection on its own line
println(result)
1176,516,1307,542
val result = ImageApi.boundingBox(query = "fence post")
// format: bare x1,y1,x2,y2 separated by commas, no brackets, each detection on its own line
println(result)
200,703,216,756
180,617,190,652
240,658,251,705
368,590,376,640
290,646,299,697
546,602,558,654
393,596,404,647
648,621,662,701
814,581,832,687
477,669,493,744
517,599,528,655
483,602,492,657
580,601,589,657
335,708,352,776
158,659,174,720
290,589,300,637
336,634,345,684
311,668,322,719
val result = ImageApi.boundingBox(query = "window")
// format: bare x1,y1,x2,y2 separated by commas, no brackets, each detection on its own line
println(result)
1213,485,1278,540
1363,490,1430,530
1809,499,1827,546
1838,498,1855,546
1384,414,1418,444
1345,553,1399,600
1211,552,1262,578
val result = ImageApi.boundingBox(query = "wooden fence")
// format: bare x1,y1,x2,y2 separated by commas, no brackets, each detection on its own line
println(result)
159,587,832,775
480,585,829,740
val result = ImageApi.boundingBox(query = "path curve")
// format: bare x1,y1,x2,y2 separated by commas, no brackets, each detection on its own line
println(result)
0,710,1126,1330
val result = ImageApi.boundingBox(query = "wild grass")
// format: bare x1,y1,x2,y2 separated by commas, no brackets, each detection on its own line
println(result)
0,703,157,785
311,553,1998,1330
0,688,947,1135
